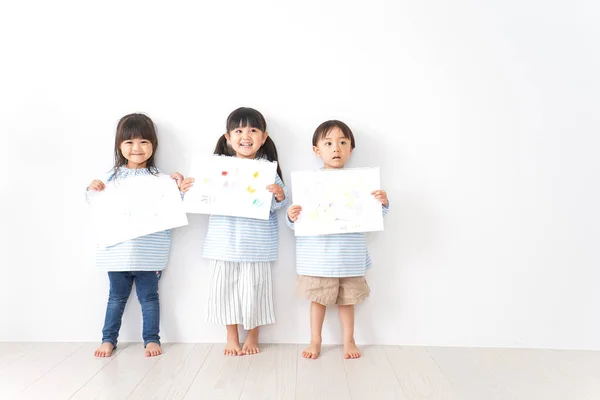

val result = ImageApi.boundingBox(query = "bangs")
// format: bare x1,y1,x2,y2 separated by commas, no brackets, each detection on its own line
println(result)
316,125,350,141
312,120,356,148
226,107,267,132
117,114,157,143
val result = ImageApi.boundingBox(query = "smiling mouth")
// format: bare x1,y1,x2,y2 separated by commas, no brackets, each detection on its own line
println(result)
240,143,253,147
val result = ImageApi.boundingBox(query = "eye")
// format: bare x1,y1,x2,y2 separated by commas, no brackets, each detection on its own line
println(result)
325,142,332,146
340,141,347,145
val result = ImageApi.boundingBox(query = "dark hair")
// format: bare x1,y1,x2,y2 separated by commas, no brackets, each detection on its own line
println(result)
214,107,283,181
312,120,356,149
113,113,159,178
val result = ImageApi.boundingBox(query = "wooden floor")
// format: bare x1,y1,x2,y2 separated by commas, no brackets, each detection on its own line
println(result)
0,343,599,399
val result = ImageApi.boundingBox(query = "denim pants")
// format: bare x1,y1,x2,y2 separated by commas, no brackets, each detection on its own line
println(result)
101,271,162,348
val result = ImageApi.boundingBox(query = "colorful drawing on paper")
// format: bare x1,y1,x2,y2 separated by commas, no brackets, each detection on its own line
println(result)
291,167,383,236
184,156,278,220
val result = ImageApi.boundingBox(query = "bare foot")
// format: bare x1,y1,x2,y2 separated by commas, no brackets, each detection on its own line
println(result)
242,328,260,355
224,339,243,356
94,342,114,358
343,341,361,359
144,342,162,357
302,342,321,359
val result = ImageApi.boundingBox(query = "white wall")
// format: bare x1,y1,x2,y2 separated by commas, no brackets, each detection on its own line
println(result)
1,0,599,349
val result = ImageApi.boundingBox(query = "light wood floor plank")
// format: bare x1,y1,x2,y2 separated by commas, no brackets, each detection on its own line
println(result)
14,343,124,400
295,345,352,400
239,344,297,400
70,343,168,400
383,346,457,400
0,343,36,371
127,343,212,400
478,348,600,400
0,342,82,399
426,346,516,400
344,345,408,400
0,342,597,400
183,344,253,399
549,349,600,399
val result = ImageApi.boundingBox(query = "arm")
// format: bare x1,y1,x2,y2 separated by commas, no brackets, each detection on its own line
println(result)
85,178,107,203
371,190,390,216
382,201,390,216
170,172,194,199
268,173,289,212
286,205,302,230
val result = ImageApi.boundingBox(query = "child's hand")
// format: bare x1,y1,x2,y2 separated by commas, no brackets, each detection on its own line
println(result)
266,184,285,202
179,177,195,193
170,172,184,188
87,180,105,191
287,205,302,222
371,190,388,207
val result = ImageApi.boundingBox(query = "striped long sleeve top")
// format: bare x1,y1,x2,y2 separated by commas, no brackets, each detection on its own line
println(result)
91,167,172,272
201,174,289,262
286,203,390,277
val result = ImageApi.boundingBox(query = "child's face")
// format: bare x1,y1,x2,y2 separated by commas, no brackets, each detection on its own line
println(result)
225,125,268,159
120,137,153,168
313,127,353,169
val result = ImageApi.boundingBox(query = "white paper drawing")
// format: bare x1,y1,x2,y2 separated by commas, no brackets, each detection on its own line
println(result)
183,156,277,220
88,174,188,247
291,167,383,236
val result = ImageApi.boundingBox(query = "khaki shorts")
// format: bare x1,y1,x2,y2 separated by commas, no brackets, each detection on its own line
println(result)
296,275,370,306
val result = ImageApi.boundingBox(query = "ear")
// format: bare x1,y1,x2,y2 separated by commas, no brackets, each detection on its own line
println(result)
262,131,269,145
224,133,230,142
313,146,320,156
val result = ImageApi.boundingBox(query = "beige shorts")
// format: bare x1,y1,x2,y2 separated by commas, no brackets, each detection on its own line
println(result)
296,275,370,306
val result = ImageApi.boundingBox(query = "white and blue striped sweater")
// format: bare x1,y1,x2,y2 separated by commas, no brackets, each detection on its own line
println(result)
201,174,288,262
91,167,172,272
286,203,390,277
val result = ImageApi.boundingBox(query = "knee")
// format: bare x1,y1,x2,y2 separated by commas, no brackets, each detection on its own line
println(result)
138,292,159,305
107,294,129,306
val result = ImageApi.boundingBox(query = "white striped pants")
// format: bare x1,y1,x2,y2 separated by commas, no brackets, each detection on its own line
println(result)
207,260,275,330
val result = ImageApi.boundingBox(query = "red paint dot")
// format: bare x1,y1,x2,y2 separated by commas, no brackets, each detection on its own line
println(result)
222,171,228,176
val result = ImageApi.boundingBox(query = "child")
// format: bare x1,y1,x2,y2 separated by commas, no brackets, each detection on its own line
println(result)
179,107,288,356
88,113,185,358
286,120,389,360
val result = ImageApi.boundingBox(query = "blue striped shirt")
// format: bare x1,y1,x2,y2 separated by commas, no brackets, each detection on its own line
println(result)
92,167,172,272
286,203,390,277
202,174,288,262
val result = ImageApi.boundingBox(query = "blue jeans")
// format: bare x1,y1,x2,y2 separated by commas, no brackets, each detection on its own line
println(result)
101,271,162,348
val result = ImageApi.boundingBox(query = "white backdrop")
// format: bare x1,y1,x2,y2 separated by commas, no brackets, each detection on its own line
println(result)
1,0,599,349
